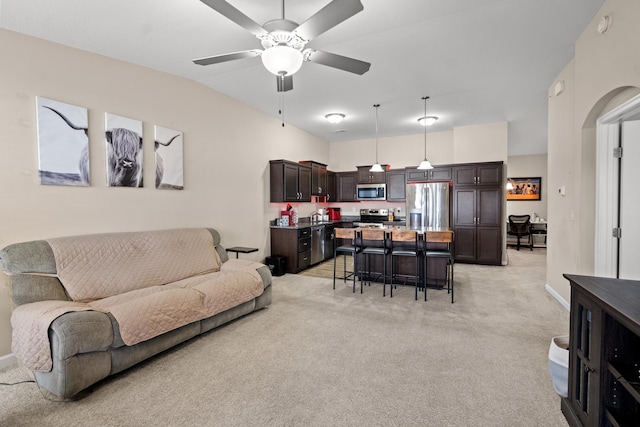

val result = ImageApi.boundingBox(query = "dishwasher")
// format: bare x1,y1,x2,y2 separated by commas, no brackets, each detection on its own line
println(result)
310,225,325,265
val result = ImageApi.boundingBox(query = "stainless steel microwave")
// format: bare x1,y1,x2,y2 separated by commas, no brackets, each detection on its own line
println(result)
356,183,386,201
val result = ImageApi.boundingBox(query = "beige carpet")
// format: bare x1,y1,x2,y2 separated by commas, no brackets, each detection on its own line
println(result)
0,248,568,426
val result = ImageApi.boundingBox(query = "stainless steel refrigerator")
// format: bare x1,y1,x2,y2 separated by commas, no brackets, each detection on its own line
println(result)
406,181,451,229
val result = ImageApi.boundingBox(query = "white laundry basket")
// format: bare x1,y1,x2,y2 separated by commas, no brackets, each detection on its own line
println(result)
548,335,569,398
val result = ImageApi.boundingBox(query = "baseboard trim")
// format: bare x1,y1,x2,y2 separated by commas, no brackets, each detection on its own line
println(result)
545,284,570,311
0,353,18,371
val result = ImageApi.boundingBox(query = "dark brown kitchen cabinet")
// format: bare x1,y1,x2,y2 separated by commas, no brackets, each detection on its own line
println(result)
270,227,312,273
562,274,640,427
405,166,452,182
270,160,311,202
453,162,502,186
299,161,327,196
337,172,358,202
357,165,387,184
326,171,336,202
453,184,503,265
386,169,406,202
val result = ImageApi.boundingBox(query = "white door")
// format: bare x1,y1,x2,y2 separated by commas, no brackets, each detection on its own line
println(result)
619,120,640,279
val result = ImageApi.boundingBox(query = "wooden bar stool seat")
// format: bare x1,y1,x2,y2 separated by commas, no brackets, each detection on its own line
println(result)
358,229,389,294
389,230,421,299
333,228,362,293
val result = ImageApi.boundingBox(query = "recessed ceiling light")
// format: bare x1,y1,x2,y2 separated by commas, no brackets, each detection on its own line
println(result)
325,113,345,124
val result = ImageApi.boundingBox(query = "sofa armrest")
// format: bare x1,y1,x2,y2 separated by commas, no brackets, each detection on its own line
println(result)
49,311,114,359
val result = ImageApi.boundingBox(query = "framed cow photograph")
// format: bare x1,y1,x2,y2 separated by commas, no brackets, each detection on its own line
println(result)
105,113,143,187
36,97,89,186
154,125,183,190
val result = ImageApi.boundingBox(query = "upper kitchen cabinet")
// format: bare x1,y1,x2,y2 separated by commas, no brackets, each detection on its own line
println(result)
326,171,337,202
299,161,327,197
405,166,452,183
357,165,387,184
453,162,503,186
386,169,406,202
270,160,312,202
336,172,358,202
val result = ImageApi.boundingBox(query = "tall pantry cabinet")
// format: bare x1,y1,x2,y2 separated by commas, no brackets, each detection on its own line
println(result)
452,161,504,265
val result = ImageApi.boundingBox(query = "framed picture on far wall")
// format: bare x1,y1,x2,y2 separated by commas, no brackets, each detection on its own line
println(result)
507,177,541,201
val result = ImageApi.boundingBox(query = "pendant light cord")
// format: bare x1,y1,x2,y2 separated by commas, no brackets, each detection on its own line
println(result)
374,103,380,163
422,96,429,158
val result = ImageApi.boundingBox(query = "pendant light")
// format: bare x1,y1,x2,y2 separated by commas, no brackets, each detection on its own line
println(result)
417,96,436,170
370,104,384,172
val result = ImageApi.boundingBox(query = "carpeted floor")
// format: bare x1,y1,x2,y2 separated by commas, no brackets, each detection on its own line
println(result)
0,248,568,426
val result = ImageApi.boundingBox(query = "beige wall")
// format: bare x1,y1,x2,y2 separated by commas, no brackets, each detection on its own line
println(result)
547,0,640,303
328,130,455,172
0,29,329,356
453,122,508,164
506,154,548,219
329,121,507,173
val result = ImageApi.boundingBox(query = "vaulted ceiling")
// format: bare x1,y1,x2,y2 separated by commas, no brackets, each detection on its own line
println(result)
0,0,605,155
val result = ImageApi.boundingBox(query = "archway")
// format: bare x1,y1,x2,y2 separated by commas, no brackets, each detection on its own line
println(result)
591,87,640,278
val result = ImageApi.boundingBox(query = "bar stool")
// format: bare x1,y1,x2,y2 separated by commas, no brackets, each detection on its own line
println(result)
423,231,455,303
389,230,421,299
358,228,389,294
333,228,362,293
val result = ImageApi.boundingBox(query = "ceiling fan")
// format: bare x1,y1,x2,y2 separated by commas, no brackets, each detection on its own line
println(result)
193,0,371,92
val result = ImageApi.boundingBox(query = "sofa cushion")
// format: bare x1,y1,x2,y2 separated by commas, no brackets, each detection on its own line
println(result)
88,266,263,346
47,228,221,302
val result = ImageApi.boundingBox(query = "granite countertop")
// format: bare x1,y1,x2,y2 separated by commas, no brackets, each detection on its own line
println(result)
270,220,345,229
270,216,407,229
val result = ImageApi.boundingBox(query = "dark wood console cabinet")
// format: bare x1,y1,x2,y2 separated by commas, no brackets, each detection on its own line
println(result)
562,274,640,427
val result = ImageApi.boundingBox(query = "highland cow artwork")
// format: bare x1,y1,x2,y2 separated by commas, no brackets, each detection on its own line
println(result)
36,97,89,186
154,125,183,190
105,113,143,187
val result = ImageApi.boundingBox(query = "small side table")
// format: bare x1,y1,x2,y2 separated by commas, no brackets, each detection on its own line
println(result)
226,246,258,259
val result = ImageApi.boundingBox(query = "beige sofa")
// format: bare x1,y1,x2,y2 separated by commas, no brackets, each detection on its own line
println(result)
0,227,272,400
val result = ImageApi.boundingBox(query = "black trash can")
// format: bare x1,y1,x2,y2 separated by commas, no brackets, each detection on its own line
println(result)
265,255,286,276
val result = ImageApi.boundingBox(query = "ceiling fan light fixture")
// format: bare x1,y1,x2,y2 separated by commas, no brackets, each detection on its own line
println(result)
261,45,303,76
418,116,438,126
325,113,345,124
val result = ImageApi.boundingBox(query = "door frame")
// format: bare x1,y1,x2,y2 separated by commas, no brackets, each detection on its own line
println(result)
595,93,640,277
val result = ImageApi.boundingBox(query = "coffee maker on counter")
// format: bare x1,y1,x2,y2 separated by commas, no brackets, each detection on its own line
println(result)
327,207,341,221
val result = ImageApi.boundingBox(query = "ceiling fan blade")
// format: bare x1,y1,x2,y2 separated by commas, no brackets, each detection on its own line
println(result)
304,49,370,75
200,0,268,37
193,50,262,66
277,75,293,92
292,0,363,41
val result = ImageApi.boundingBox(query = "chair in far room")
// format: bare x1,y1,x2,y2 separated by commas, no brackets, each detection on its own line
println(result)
508,214,533,251
333,228,362,293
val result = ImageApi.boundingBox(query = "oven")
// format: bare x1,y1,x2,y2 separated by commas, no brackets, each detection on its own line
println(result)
356,208,388,228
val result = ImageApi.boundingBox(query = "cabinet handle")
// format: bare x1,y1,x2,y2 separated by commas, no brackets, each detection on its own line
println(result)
584,366,594,373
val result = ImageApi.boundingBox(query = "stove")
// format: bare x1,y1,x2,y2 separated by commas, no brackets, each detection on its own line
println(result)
356,208,389,228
